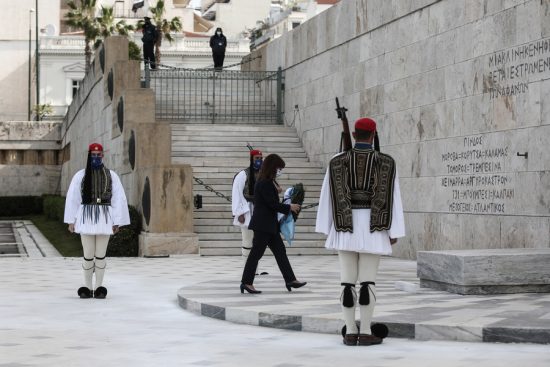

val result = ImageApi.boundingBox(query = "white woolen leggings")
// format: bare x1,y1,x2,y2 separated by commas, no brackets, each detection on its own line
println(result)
338,250,380,335
81,235,110,290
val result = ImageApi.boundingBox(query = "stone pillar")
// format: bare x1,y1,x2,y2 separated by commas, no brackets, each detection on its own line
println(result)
119,88,198,256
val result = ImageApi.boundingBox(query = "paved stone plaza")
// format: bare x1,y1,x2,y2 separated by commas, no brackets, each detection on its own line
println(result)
1,255,549,367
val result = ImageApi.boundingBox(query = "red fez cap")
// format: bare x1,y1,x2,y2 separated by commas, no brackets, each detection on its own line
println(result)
354,118,377,132
250,149,262,156
88,143,103,152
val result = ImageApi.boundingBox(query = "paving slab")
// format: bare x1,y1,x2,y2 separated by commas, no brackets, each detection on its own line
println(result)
1,256,550,367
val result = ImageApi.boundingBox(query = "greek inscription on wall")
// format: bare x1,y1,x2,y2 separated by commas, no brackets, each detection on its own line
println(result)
441,135,514,214
485,38,550,99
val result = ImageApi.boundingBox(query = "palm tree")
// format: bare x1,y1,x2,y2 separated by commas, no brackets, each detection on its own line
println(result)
138,0,183,66
65,0,100,72
65,1,135,72
97,5,135,39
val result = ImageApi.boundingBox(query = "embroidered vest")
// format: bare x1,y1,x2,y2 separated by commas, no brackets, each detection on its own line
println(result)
328,148,396,233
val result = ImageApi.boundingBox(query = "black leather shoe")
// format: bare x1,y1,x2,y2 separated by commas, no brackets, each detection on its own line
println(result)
285,280,307,292
343,334,359,346
77,287,92,299
358,334,383,346
240,283,262,294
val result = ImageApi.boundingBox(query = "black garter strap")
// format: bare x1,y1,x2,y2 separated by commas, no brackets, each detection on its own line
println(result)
359,281,376,305
95,255,106,260
340,283,356,308
83,256,94,261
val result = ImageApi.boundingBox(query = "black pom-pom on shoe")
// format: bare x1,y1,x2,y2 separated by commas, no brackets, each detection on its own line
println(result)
77,287,93,299
371,323,389,339
94,286,108,299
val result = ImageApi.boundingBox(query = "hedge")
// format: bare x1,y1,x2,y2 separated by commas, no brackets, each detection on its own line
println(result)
107,206,141,257
0,196,43,216
3,195,141,257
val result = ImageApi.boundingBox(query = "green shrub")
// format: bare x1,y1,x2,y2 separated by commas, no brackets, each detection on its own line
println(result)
107,205,141,257
43,195,66,222
0,196,43,216
128,40,141,61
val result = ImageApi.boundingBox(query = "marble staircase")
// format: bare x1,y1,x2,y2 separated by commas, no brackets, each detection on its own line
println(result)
171,124,328,256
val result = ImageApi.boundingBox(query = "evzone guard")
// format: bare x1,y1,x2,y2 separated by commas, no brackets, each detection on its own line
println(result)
64,143,130,299
316,116,405,346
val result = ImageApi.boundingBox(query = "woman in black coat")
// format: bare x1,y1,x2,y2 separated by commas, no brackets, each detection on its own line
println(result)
240,154,307,294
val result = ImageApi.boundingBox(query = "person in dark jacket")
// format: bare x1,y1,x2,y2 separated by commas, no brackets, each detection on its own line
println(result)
141,17,158,69
240,154,307,294
209,27,227,71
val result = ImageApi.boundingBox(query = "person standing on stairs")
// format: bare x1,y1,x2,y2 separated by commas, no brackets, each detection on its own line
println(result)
232,149,267,275
315,118,405,346
64,143,130,299
240,154,306,294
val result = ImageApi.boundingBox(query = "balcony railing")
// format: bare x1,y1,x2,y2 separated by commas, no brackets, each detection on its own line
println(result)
40,35,249,53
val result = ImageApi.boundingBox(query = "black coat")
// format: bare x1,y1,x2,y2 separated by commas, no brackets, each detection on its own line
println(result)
209,34,227,54
248,179,290,235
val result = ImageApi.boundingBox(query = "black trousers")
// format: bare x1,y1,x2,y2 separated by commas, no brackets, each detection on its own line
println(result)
241,230,296,285
213,52,225,68
143,43,156,69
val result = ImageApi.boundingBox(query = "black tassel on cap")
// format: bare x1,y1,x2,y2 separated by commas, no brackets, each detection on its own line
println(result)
374,131,380,152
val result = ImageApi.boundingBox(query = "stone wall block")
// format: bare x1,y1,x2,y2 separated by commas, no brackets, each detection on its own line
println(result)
542,0,550,37
500,216,550,249
137,165,194,233
516,1,542,45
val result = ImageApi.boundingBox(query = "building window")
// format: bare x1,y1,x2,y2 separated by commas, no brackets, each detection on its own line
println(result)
72,80,80,97
292,22,301,29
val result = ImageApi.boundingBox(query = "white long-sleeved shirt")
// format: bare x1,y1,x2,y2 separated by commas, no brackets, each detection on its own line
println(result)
64,169,130,235
231,170,254,227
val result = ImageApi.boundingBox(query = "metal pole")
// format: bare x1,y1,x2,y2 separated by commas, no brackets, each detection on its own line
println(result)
276,67,283,124
28,9,34,121
35,0,40,121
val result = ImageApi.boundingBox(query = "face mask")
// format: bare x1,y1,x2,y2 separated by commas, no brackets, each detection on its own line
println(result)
253,159,262,171
276,168,283,177
91,156,103,168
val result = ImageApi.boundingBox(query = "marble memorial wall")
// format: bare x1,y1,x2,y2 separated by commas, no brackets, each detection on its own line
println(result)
251,0,550,258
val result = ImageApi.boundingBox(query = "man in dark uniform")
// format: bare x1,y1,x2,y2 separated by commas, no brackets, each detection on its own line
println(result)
209,27,227,71
141,17,158,70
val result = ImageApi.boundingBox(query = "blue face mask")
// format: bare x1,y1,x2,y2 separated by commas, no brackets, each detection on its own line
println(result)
253,159,262,171
91,156,103,168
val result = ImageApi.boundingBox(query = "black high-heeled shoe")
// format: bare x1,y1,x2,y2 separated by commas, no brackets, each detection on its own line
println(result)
240,283,262,294
285,280,307,292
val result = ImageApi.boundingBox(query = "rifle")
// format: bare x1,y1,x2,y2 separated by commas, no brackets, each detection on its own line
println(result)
335,97,352,152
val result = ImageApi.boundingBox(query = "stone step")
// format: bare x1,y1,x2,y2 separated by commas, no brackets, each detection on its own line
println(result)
172,124,295,132
193,217,318,226
193,211,319,219
173,146,306,153
172,136,300,143
194,224,321,233
199,247,330,256
173,158,322,168
193,166,325,174
193,204,320,212
198,240,326,248
198,232,325,240
192,177,323,185
196,197,320,205
173,141,303,149
192,188,321,198
174,151,308,158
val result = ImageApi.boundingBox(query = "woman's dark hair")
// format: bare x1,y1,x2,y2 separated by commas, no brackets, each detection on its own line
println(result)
258,154,285,181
